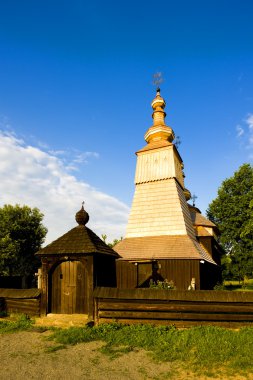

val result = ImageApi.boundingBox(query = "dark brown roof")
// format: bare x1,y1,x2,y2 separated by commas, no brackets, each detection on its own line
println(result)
36,225,119,257
114,235,216,265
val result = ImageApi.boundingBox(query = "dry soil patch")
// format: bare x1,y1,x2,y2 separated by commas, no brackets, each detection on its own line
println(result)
0,330,252,380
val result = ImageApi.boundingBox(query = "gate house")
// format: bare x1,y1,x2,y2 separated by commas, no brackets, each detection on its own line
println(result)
36,205,119,318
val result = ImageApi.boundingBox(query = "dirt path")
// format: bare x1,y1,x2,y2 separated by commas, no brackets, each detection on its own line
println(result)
0,330,252,380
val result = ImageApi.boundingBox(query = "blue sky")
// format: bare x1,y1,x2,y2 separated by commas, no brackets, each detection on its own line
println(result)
0,1,253,243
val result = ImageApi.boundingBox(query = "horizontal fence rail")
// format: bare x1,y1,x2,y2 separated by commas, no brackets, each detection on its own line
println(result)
0,289,41,317
93,287,253,328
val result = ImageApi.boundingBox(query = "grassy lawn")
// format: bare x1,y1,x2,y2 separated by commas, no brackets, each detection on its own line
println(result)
1,315,253,379
224,278,253,291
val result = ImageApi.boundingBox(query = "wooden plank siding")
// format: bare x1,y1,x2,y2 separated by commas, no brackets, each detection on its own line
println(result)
116,259,201,290
93,287,253,328
0,289,41,316
5,298,41,316
116,259,221,290
159,260,200,290
116,260,137,289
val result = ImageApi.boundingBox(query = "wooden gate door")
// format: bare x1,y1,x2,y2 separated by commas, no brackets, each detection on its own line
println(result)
51,261,87,314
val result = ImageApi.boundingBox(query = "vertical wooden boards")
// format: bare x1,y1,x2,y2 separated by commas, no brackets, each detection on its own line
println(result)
51,260,87,314
137,263,152,287
116,259,201,290
76,261,87,313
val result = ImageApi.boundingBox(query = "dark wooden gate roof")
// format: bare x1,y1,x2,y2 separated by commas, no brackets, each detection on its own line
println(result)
36,225,119,256
36,205,119,257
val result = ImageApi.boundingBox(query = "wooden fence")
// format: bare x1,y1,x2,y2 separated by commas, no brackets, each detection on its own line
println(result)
0,288,41,317
93,287,253,328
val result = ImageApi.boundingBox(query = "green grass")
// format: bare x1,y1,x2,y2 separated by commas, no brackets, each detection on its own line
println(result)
0,314,34,333
1,316,253,376
48,323,253,376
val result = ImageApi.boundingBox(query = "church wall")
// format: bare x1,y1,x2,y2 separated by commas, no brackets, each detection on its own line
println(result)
135,147,184,188
116,259,201,290
116,260,137,289
159,259,200,290
135,147,174,184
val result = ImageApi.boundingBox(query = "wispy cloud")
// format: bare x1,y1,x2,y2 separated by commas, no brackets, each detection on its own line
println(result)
236,113,253,157
72,151,99,164
236,124,244,138
0,129,129,245
246,114,253,131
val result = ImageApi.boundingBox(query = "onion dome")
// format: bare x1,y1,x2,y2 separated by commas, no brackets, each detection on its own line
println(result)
75,203,89,226
144,88,175,144
184,188,191,201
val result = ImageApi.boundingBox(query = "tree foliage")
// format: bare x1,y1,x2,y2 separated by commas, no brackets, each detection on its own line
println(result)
0,204,47,276
207,163,253,280
101,234,123,248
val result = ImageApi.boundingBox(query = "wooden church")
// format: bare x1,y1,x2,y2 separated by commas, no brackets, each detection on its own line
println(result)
37,88,221,316
114,88,221,290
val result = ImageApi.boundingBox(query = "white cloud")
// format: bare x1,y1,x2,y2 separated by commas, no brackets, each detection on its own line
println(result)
246,114,253,149
73,151,99,164
236,124,244,137
236,114,253,155
246,114,253,131
0,129,129,245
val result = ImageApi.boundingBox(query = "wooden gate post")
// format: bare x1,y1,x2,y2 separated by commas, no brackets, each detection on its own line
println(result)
40,259,48,316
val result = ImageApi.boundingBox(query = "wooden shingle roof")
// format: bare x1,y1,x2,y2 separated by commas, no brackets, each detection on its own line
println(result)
114,235,216,265
188,205,217,228
137,140,173,153
37,225,119,257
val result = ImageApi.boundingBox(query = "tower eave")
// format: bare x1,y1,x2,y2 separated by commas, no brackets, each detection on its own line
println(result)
144,125,175,144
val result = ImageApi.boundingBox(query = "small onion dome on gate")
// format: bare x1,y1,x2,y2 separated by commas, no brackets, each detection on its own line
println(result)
75,204,89,226
36,204,119,257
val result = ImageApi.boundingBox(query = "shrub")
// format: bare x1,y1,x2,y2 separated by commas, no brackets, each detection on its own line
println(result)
149,279,175,290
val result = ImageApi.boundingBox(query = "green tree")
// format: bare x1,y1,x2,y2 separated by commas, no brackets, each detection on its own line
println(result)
0,204,47,276
207,164,253,281
101,234,123,248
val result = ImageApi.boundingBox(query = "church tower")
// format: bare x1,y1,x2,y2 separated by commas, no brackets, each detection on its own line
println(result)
114,88,220,290
126,88,195,239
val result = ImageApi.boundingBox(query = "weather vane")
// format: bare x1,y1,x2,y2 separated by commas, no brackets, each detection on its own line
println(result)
152,72,164,90
82,201,85,207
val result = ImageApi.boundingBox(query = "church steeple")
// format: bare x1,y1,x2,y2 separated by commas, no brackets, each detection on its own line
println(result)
144,88,175,144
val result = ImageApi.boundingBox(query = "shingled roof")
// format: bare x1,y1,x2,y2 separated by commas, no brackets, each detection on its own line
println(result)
114,235,216,265
36,205,119,257
188,205,217,228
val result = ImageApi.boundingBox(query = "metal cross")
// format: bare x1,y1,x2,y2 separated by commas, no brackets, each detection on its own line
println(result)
192,194,198,207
